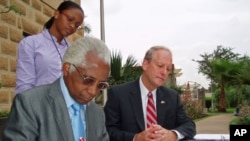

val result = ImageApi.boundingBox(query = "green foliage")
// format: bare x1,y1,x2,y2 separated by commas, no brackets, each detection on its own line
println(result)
182,99,206,120
226,108,235,113
0,111,9,118
0,5,21,14
224,86,239,108
110,51,122,82
211,59,241,85
193,45,250,112
122,55,141,81
234,56,250,85
108,50,141,87
169,85,183,94
193,45,240,82
230,117,241,125
241,85,250,101
96,51,142,106
210,59,243,111
212,83,250,109
238,104,250,125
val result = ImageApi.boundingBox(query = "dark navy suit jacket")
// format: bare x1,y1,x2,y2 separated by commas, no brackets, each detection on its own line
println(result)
104,79,196,141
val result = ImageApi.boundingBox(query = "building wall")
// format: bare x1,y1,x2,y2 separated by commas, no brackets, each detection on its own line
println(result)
0,0,82,111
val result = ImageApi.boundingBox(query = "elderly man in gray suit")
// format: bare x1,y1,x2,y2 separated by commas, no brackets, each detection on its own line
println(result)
2,36,110,141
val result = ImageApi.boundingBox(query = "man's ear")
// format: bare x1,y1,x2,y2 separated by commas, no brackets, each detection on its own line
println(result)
142,59,148,71
62,63,71,76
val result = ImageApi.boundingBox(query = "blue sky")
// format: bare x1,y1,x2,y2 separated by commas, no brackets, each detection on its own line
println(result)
81,0,250,89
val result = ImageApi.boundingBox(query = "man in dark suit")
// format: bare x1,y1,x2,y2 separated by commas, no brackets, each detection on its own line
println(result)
2,36,110,141
104,46,196,141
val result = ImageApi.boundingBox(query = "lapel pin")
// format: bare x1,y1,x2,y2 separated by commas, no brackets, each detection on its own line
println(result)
160,101,165,104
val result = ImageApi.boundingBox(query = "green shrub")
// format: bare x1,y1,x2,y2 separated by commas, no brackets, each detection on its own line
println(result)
183,100,206,120
238,105,250,125
230,117,244,125
0,111,9,118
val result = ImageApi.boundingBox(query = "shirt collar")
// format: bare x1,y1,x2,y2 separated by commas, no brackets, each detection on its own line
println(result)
60,77,87,110
60,77,75,108
43,28,69,46
139,76,157,98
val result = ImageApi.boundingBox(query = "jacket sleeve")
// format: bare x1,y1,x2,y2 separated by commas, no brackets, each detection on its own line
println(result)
1,95,39,141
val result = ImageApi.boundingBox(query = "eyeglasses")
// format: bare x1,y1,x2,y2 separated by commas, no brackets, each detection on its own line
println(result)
72,64,109,90
60,12,82,30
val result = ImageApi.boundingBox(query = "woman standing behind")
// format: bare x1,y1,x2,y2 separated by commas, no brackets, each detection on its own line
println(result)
15,1,84,94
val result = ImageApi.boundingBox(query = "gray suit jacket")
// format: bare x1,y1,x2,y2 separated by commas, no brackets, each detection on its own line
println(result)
2,78,109,141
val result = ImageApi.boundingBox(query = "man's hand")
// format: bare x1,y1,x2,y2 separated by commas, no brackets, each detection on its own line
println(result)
134,124,177,141
134,126,157,141
153,124,178,141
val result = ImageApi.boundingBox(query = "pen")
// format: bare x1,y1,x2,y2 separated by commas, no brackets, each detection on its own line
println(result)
80,137,85,141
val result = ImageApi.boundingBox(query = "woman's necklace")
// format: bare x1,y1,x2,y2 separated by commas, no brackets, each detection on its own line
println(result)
49,32,68,62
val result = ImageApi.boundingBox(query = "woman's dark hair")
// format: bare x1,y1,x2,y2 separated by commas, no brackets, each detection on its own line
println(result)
44,1,84,29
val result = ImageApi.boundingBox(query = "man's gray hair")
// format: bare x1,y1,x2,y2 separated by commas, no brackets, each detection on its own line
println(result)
63,36,110,72
143,45,172,61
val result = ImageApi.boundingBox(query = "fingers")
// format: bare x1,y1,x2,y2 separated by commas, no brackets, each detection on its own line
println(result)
151,127,177,141
145,125,178,141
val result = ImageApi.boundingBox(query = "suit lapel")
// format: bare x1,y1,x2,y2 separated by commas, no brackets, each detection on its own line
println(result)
47,79,74,141
130,81,145,130
156,88,168,126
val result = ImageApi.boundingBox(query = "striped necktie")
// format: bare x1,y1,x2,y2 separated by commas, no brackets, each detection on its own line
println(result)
146,92,157,128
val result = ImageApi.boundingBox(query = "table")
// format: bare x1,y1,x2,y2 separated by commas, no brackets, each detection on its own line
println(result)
194,134,229,141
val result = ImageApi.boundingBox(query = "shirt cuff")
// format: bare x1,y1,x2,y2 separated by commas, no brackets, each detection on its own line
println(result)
172,130,184,140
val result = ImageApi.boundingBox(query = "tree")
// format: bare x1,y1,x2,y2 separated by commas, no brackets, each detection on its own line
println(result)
108,50,142,87
210,59,241,111
94,51,141,106
231,56,250,104
235,56,250,85
193,45,240,82
193,45,240,112
210,56,250,108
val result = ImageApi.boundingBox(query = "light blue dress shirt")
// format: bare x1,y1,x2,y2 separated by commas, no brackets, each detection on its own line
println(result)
60,77,86,139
